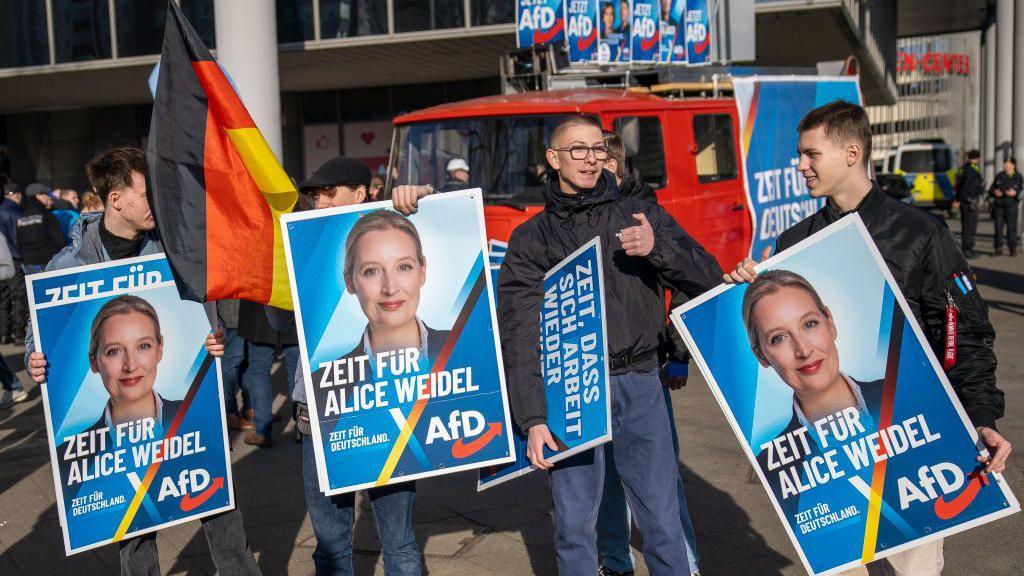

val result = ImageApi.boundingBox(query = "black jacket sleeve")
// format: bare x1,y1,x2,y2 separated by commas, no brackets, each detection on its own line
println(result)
46,213,66,251
644,203,724,298
922,225,1004,429
659,288,691,365
497,224,549,432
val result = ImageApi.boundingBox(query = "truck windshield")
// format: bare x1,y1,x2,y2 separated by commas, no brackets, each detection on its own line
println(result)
900,149,951,173
391,115,581,206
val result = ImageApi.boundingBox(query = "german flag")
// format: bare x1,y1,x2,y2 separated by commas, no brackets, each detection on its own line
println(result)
147,1,298,309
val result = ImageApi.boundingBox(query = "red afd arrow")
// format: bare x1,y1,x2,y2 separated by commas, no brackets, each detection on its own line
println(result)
452,422,503,459
179,476,225,512
933,471,987,520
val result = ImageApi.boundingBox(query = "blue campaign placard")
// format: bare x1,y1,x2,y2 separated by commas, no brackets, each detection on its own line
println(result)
630,0,660,63
598,0,630,63
29,254,234,555
733,76,863,259
479,238,611,491
660,0,686,63
671,216,1019,576
684,0,711,65
517,0,566,48
565,0,600,64
282,189,515,495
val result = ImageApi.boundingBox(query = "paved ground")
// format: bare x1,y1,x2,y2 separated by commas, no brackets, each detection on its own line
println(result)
1,212,1022,575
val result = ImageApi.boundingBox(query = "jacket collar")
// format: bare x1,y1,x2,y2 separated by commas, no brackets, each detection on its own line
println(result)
543,169,619,216
823,181,885,226
65,211,161,265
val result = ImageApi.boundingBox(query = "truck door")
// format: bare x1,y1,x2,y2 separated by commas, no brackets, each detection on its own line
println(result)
672,109,748,267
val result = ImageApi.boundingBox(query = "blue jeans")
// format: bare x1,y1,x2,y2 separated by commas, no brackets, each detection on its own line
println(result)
0,353,22,392
598,387,700,574
301,433,421,575
220,328,247,415
550,370,690,576
119,508,260,575
243,342,298,437
20,264,44,275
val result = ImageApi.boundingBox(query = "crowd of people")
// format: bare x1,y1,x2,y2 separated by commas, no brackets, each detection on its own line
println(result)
0,99,1014,576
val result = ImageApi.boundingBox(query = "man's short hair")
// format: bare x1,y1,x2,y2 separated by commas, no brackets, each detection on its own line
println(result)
87,147,147,205
797,101,873,167
550,115,604,148
1006,156,1017,166
968,149,981,160
603,130,626,179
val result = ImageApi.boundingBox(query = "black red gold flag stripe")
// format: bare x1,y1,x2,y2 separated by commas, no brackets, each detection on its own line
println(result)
147,0,297,309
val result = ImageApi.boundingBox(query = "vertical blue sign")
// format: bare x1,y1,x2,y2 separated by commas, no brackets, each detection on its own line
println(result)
660,0,686,63
684,0,711,65
565,0,600,63
733,77,863,258
630,0,660,63
479,238,612,490
517,0,567,48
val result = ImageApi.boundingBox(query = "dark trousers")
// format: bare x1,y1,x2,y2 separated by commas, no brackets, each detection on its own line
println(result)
0,263,26,338
549,370,690,576
992,199,1020,251
960,199,978,252
119,508,261,576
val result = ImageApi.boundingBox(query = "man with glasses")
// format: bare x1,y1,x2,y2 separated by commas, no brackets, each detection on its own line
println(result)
498,115,722,575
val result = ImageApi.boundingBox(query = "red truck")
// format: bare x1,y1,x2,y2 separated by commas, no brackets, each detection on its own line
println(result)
388,88,751,269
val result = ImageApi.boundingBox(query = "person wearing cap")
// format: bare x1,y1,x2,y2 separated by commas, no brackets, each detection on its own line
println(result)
439,157,470,192
16,183,65,275
0,183,27,345
272,156,433,575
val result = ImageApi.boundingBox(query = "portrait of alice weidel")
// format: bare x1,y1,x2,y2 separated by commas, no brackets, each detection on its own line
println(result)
309,209,451,415
32,255,233,554
286,190,513,495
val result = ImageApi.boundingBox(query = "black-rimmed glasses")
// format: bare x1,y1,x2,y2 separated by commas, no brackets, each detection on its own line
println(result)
553,145,610,160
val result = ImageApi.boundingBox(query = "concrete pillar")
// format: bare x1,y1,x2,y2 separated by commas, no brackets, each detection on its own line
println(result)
214,0,283,161
995,0,1014,164
986,22,998,182
1015,0,1024,162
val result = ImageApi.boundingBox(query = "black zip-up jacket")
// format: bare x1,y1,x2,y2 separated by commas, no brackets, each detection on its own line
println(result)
989,170,1023,202
498,171,722,431
776,183,1004,429
954,162,984,202
16,197,66,266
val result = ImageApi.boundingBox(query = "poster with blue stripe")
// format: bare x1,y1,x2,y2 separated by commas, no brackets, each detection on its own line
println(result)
517,0,566,48
630,0,660,63
598,0,630,63
660,0,686,63
733,76,863,259
29,254,234,555
671,216,1018,575
565,0,600,64
282,190,515,495
478,237,611,490
684,0,711,65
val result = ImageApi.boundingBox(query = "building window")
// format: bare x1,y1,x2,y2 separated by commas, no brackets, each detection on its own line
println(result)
613,116,667,188
692,114,737,183
0,0,50,68
277,0,315,43
115,0,166,57
180,0,216,49
319,0,387,39
471,0,514,26
53,0,112,63
394,0,465,33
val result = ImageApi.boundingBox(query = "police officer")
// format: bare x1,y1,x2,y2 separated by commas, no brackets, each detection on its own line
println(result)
954,149,984,258
990,157,1023,256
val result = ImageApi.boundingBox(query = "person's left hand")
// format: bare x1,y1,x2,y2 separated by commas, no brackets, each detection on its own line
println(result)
205,329,226,357
620,213,655,257
976,426,1012,474
1007,189,1018,197
392,185,433,215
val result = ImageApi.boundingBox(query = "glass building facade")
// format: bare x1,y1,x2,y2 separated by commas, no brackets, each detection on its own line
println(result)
0,0,513,70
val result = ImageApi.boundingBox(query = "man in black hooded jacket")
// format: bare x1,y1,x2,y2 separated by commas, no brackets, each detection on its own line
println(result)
498,115,722,576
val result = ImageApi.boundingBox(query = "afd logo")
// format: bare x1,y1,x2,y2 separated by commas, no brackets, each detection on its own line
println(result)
685,10,710,55
519,2,564,45
425,409,504,459
896,462,987,519
568,13,598,52
158,468,225,512
633,2,659,52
